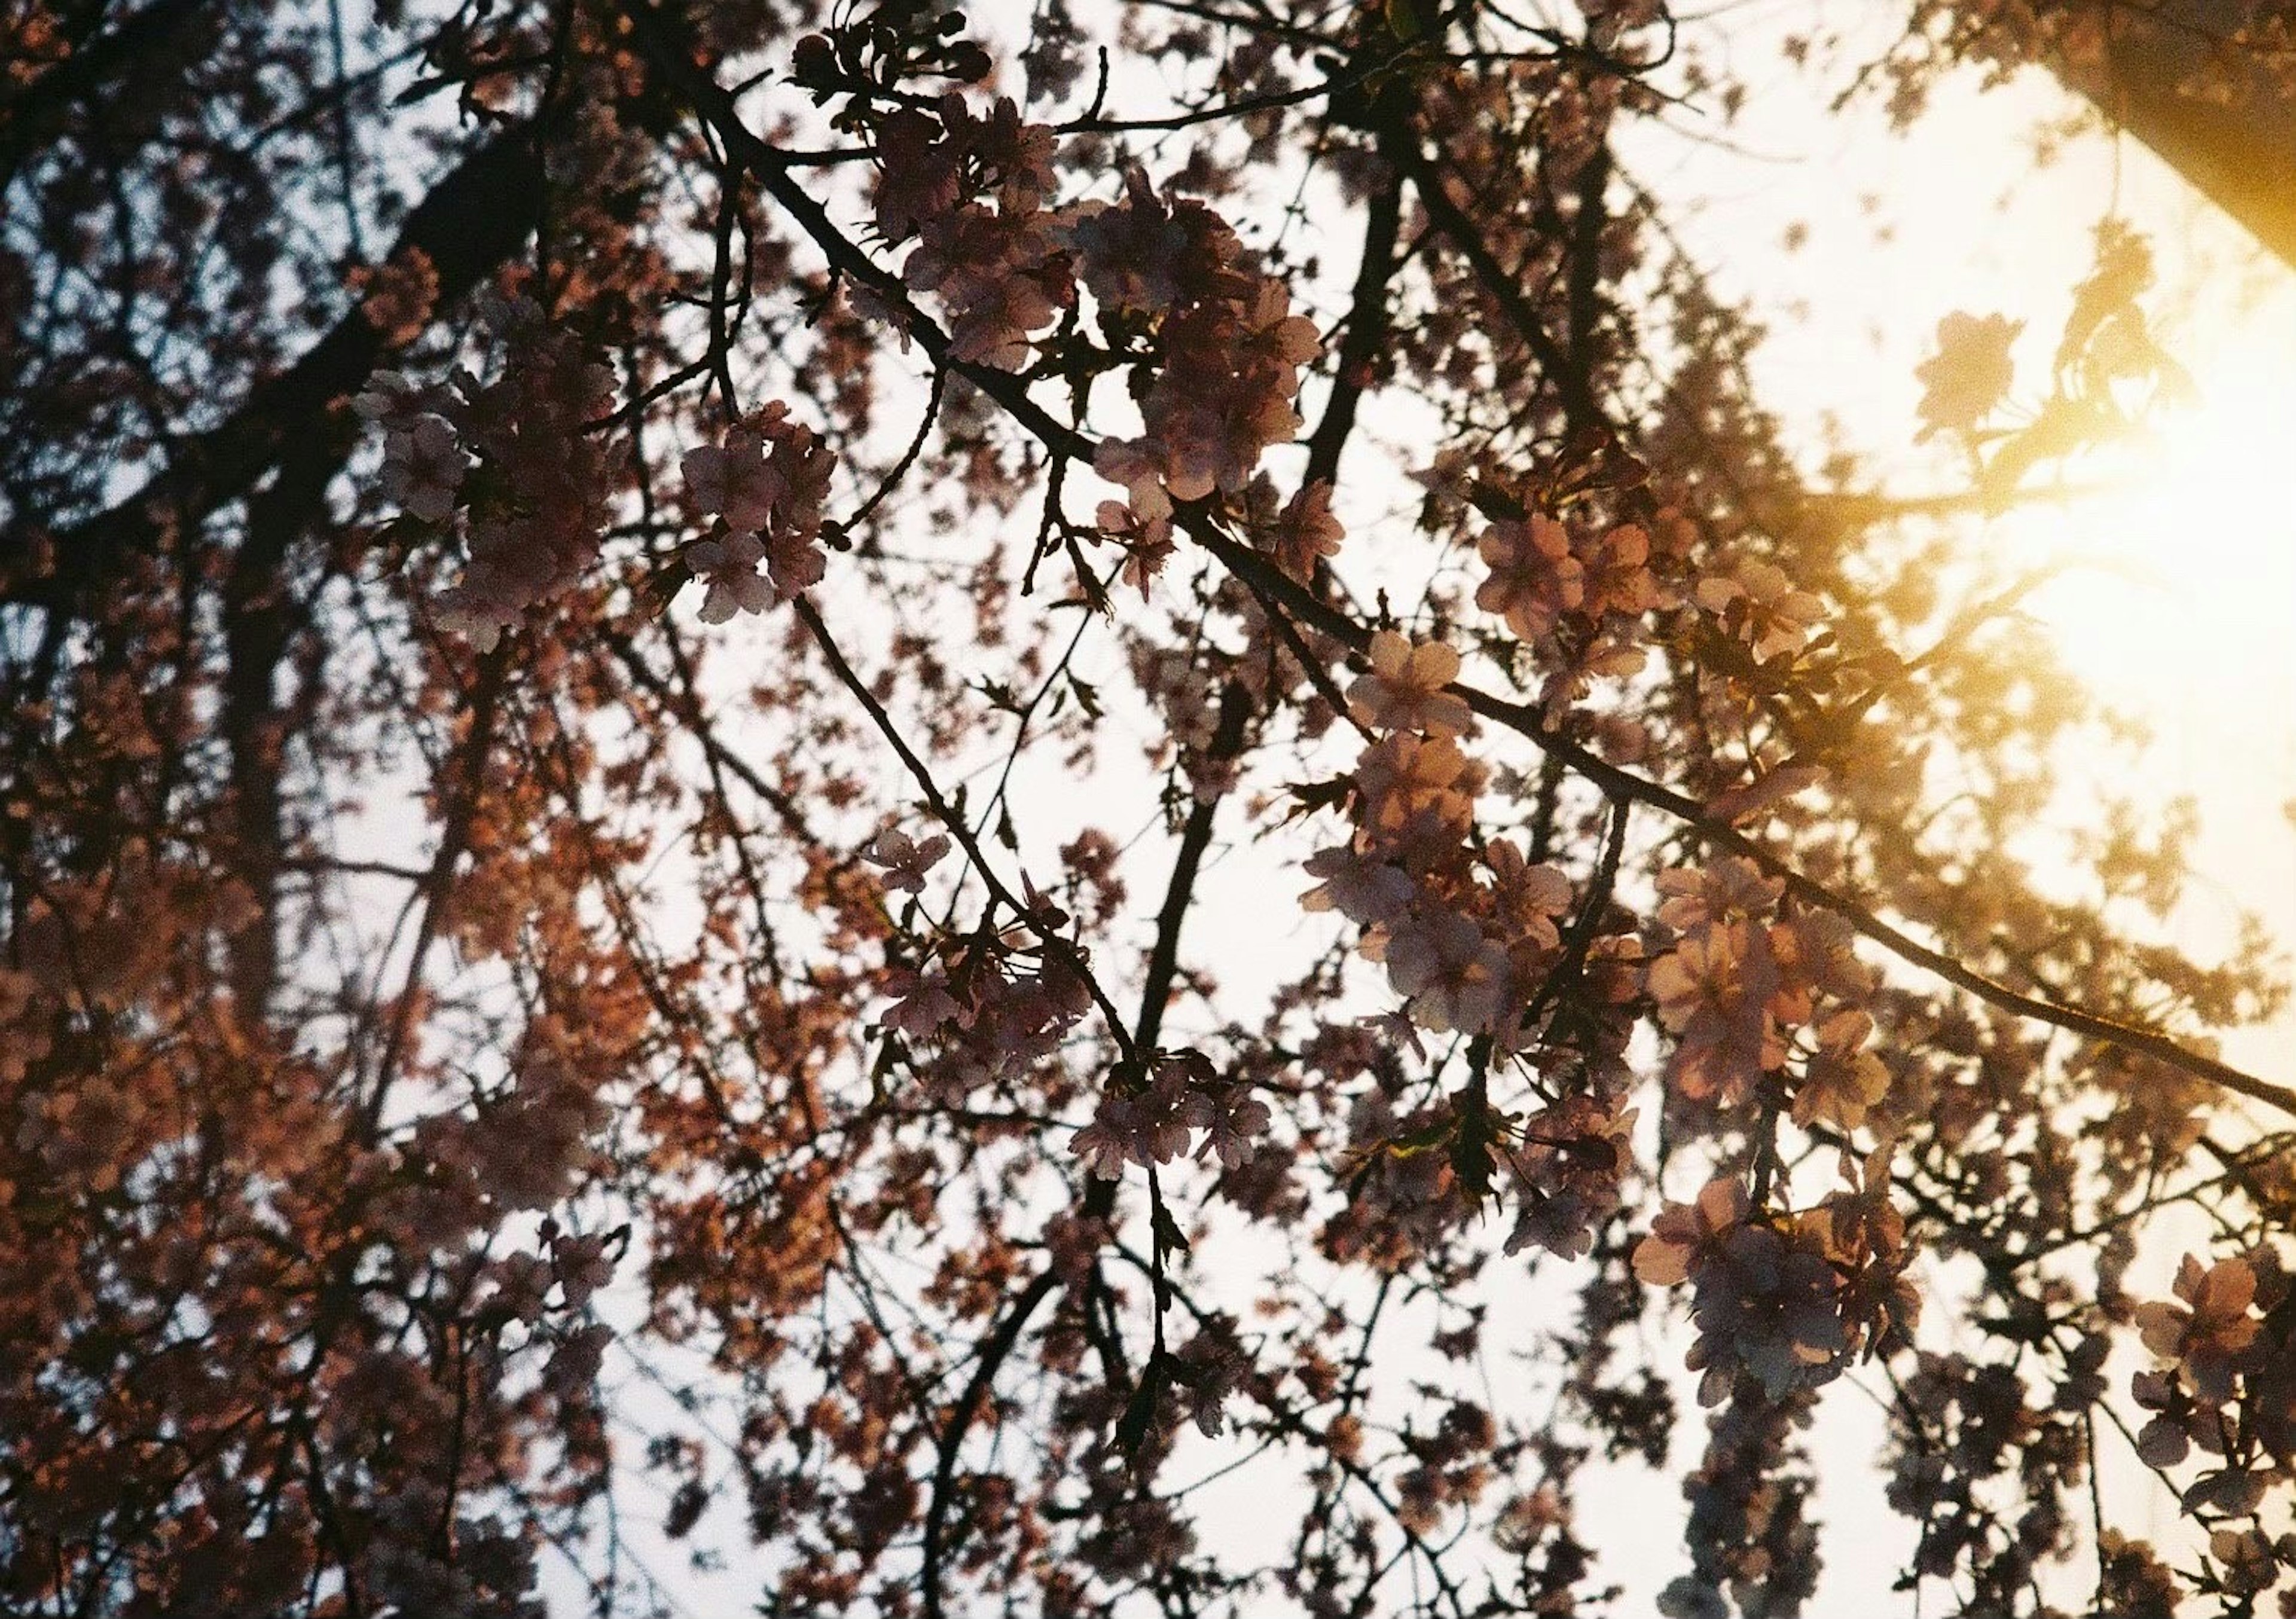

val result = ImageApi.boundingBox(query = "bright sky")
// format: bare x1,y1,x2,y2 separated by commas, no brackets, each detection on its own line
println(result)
1625,4,2296,1093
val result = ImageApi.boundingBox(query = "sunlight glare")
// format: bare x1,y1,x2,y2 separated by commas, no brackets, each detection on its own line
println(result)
2019,335,2296,720
2003,320,2296,1077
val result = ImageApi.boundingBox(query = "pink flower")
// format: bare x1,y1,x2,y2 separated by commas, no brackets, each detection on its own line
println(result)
551,1233,616,1311
874,108,964,241
1914,311,2020,440
1632,1177,1748,1287
682,432,784,534
904,206,1072,370
1352,732,1480,854
880,966,964,1039
1791,1009,1891,1130
863,827,951,893
1648,922,1781,1105
1266,479,1344,580
1064,167,1187,314
1186,1085,1272,1169
1382,906,1510,1035
378,414,469,523
1477,515,1583,642
686,533,771,624
2135,1255,2260,1404
1484,838,1573,953
1093,436,1176,543
1301,843,1415,925
1348,631,1473,737
1576,522,1659,618
1654,857,1783,934
966,96,1057,214
1069,1110,1131,1180
1694,560,1822,664
544,1322,611,1399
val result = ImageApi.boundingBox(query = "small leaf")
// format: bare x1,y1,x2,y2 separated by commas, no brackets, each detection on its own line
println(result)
1115,1354,1170,1458
1448,1098,1500,1203
1150,1199,1192,1257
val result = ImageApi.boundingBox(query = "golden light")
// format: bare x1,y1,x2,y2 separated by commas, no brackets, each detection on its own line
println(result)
2014,322,2296,721
1992,311,2296,1082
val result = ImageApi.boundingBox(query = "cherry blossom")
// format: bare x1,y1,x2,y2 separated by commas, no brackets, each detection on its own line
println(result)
1349,630,1475,737
1915,310,2022,440
2135,1254,2261,1404
1300,842,1416,926
1477,513,1584,642
1379,905,1511,1034
1791,1009,1892,1129
862,826,951,893
377,414,470,523
1694,559,1825,665
1648,924,1783,1105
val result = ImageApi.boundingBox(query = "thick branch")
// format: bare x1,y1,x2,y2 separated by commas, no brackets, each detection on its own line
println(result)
920,1272,1059,1619
1382,133,1610,438
1302,162,1403,490
1192,526,2296,1120
3,124,546,616
0,0,212,188
1132,683,1253,1056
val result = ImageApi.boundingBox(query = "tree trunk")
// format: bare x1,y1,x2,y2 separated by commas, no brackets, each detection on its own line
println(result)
2043,0,2296,272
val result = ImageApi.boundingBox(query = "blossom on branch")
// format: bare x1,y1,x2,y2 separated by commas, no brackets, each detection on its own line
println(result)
1349,630,1474,738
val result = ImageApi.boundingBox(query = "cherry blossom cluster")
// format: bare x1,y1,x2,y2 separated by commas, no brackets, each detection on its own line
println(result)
1914,310,2022,442
1632,1178,1845,1403
407,1024,611,1218
1659,1384,1822,1619
1305,630,1583,1049
1070,1047,1273,1180
1469,492,1826,728
358,295,620,649
1633,1159,1916,1406
359,1483,542,1619
879,914,1095,1101
679,401,838,620
1645,856,1883,1122
1284,627,1662,1264
1476,507,1663,708
5,863,217,1193
859,94,1321,554
2127,1248,2296,1578
1080,170,1321,542
877,95,1065,368
1323,1086,1482,1263
1126,642,1242,798
1500,1091,1638,1261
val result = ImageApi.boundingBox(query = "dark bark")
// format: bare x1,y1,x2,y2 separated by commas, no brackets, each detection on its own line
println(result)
1,124,546,618
2048,3,2296,273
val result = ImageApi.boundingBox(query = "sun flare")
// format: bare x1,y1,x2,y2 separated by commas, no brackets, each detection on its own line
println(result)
1984,315,2296,1056
2015,332,2296,720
